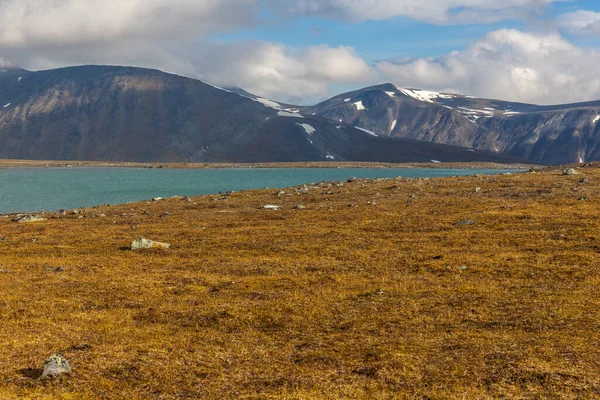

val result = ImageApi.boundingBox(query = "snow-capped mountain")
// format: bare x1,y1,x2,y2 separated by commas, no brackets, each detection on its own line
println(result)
0,66,521,164
301,84,600,165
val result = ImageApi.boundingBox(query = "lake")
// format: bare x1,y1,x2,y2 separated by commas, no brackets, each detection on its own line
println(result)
0,167,521,213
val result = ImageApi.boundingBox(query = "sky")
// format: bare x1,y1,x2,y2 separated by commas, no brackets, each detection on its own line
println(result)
1,1,600,105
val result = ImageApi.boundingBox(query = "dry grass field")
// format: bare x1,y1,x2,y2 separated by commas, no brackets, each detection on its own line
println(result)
0,164,599,399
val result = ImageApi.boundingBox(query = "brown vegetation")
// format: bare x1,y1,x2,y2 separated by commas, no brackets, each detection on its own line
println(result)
0,164,599,398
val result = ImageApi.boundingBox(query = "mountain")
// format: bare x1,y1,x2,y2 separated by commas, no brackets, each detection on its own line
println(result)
0,66,522,164
301,84,600,165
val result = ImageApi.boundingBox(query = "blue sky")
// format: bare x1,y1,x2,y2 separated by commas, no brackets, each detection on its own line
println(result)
2,1,600,105
215,0,600,62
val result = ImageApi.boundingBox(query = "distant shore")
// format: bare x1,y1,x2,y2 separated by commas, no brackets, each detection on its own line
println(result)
0,159,535,170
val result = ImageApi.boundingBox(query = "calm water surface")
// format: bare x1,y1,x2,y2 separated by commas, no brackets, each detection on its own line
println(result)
0,167,521,213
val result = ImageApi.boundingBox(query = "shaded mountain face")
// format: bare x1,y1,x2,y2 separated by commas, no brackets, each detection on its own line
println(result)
302,84,600,165
0,66,522,164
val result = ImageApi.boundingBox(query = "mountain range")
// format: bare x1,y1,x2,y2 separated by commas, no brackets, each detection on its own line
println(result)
3,64,595,165
298,84,600,165
0,65,522,164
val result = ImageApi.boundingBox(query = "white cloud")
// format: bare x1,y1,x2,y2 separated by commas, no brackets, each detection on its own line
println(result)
377,29,600,105
271,0,557,24
0,0,258,47
194,42,376,103
557,10,600,35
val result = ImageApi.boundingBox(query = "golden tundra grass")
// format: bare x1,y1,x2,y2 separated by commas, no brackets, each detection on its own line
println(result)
0,165,599,399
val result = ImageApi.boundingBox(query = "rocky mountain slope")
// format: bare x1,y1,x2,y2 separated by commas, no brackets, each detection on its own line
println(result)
301,84,600,165
0,66,520,164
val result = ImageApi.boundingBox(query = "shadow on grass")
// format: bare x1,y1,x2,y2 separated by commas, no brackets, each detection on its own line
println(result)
17,368,44,379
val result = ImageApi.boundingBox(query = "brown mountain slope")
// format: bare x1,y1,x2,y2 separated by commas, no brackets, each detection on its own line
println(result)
0,66,523,164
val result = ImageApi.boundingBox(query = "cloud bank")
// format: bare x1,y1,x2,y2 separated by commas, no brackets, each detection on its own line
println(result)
270,0,556,24
0,1,599,104
377,29,600,105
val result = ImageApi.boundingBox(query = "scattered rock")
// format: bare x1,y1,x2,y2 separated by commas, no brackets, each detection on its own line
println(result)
57,210,67,216
12,215,46,223
45,266,64,272
160,212,171,217
262,205,280,210
294,205,306,210
183,196,192,202
474,187,482,193
348,177,357,183
130,238,171,250
563,168,580,176
457,265,468,271
152,197,163,202
409,194,416,199
275,191,286,196
455,220,477,226
578,196,589,201
71,209,80,215
40,354,71,380
579,178,588,184
93,214,107,218
0,269,10,273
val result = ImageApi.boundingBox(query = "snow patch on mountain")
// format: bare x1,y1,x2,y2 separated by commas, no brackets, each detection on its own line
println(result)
456,107,495,122
353,101,366,111
256,97,283,110
397,87,454,103
326,153,335,160
344,98,351,102
391,120,397,131
3,103,10,108
297,123,316,135
355,126,377,137
385,91,396,98
593,115,600,124
277,111,304,118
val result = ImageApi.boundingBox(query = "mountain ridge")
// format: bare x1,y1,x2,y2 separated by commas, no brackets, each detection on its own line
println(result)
296,83,600,165
0,65,522,164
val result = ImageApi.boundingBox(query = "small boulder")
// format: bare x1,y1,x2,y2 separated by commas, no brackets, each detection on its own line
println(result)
152,197,163,202
294,205,306,210
262,205,280,210
563,168,580,176
40,354,71,380
13,215,46,223
130,238,171,250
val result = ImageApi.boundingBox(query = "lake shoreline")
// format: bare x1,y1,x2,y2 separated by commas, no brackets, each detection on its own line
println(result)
0,167,526,215
0,159,536,170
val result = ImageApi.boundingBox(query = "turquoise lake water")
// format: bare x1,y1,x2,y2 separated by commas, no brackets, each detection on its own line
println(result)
0,167,521,213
